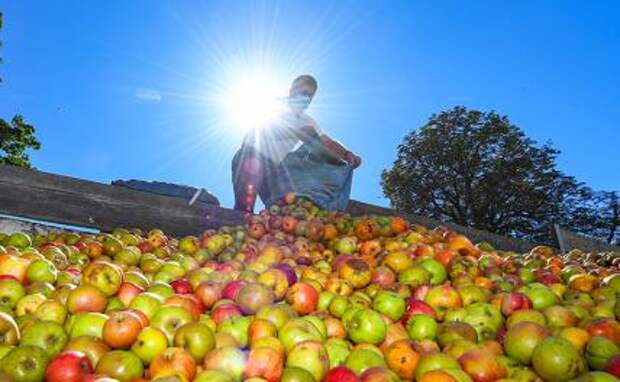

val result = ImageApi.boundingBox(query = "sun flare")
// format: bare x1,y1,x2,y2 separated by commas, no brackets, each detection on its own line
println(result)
220,69,288,133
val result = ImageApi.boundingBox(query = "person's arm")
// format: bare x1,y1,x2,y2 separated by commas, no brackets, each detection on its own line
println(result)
292,120,362,168
319,133,361,168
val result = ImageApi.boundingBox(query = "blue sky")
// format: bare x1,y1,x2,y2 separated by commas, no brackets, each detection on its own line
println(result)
1,1,618,209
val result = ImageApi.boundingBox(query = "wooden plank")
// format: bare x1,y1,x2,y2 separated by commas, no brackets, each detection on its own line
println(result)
2,164,594,254
0,164,244,237
554,225,620,253
553,224,567,253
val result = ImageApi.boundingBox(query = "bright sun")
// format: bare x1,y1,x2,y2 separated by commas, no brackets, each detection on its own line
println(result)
220,69,288,132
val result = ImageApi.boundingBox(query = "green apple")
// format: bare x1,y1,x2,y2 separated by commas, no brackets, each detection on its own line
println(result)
506,309,547,329
300,315,327,340
523,284,559,311
286,340,329,382
345,347,386,375
347,308,387,345
153,270,175,283
279,318,324,352
26,281,55,298
174,322,216,362
0,312,19,345
328,295,349,318
34,299,67,324
203,346,247,381
70,312,108,338
26,259,57,284
462,302,504,340
83,261,123,296
124,271,150,290
6,232,32,249
147,282,175,300
106,296,125,313
398,266,431,287
281,367,316,382
131,326,168,364
151,305,194,344
256,304,294,330
0,345,48,381
15,293,46,316
334,237,356,255
114,246,141,266
195,370,235,382
159,261,186,278
407,314,438,341
95,350,144,381
418,258,447,285
586,336,620,370
318,291,336,311
504,321,549,365
129,292,163,319
0,344,13,360
415,352,461,380
0,278,25,308
20,320,68,358
373,291,406,321
217,316,252,347
324,338,351,368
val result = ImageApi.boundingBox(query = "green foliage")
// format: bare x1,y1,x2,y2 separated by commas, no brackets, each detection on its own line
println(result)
0,115,41,168
381,106,614,244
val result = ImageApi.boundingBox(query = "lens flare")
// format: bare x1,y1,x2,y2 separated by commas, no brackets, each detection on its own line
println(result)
220,69,287,132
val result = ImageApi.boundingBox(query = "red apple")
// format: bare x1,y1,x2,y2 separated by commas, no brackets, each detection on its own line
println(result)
164,294,204,320
325,366,359,382
285,282,319,315
501,292,533,316
102,310,143,349
606,354,620,378
117,282,144,307
236,282,275,315
46,351,93,382
67,284,108,314
222,280,248,300
372,266,396,290
171,278,193,294
403,298,437,325
585,318,620,345
459,349,507,382
211,302,243,325
243,346,284,382
64,336,110,369
150,347,197,381
194,282,224,310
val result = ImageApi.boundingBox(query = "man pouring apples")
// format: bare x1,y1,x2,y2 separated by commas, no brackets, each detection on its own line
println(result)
232,74,362,213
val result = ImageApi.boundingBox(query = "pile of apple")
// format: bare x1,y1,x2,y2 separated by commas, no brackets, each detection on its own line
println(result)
1,194,620,382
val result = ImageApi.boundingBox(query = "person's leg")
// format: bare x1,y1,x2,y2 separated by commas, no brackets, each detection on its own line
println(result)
232,146,262,213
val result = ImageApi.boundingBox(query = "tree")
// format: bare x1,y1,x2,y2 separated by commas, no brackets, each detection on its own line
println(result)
381,106,591,243
567,190,619,245
0,115,41,168
0,11,41,168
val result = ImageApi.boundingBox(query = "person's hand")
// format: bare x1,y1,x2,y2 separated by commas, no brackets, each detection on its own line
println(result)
345,151,362,169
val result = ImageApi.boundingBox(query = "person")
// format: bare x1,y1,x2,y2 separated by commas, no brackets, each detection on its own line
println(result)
232,74,362,212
